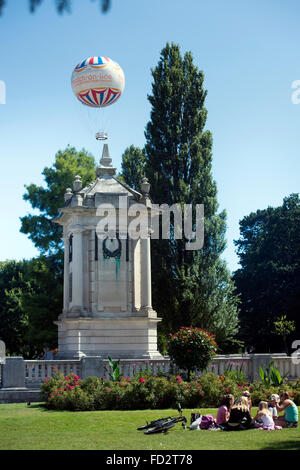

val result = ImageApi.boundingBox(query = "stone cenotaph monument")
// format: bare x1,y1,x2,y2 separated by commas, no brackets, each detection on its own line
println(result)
53,144,162,359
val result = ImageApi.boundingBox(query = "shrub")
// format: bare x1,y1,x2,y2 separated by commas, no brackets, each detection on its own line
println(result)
168,327,218,381
40,370,300,411
63,387,94,411
248,380,300,406
259,361,289,386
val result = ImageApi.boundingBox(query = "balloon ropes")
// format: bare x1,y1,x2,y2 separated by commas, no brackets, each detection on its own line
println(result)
71,56,125,140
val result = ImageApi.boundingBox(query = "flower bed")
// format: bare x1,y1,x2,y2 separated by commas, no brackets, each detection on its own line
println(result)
40,369,300,411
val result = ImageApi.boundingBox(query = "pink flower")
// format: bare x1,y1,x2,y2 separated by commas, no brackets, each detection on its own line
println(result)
139,377,146,383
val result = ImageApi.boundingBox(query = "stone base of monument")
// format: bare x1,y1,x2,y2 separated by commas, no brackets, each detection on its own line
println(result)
54,314,164,360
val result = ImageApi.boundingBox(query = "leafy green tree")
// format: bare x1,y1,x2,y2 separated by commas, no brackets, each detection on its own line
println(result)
272,315,296,354
2,147,96,357
22,255,63,357
119,145,146,191
0,260,31,356
121,43,240,351
233,194,300,352
0,0,111,16
0,257,62,357
20,146,96,257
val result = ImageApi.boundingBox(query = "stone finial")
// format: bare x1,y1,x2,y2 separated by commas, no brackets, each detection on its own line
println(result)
141,177,150,195
96,143,116,178
64,187,73,202
100,143,112,167
73,175,82,192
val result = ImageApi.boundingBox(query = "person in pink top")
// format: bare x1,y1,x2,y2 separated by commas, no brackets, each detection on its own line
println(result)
216,394,235,425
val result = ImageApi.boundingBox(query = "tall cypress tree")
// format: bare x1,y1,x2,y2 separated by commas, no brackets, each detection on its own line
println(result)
120,145,146,191
122,43,240,351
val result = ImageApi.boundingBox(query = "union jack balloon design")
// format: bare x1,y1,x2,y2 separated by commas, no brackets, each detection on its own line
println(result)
71,56,125,108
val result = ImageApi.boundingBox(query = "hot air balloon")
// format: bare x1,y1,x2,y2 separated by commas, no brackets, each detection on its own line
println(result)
71,56,125,139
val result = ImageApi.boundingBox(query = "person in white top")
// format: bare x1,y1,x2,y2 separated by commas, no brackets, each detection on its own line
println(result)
253,401,282,430
268,394,279,419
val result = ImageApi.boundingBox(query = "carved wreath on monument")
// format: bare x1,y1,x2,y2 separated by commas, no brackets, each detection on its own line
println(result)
103,235,122,259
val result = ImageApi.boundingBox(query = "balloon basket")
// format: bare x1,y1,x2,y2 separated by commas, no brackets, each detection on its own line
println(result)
95,131,108,141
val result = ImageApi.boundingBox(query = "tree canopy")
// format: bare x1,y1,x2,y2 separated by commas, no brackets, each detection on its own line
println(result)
1,147,96,357
0,256,62,358
20,146,96,257
121,42,240,352
0,0,111,16
119,145,146,192
233,193,300,352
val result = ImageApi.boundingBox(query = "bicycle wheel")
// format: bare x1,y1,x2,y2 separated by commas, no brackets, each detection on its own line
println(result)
144,422,175,434
137,417,172,431
170,416,187,425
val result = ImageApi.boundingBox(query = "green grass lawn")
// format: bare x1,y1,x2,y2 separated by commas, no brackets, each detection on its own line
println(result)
0,403,299,450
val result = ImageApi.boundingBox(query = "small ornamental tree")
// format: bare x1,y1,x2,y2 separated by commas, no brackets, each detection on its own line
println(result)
168,326,218,381
272,315,296,354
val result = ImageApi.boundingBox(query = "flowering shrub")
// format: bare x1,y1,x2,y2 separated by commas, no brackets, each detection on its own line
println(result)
40,370,89,410
40,370,300,411
168,327,218,380
248,381,300,406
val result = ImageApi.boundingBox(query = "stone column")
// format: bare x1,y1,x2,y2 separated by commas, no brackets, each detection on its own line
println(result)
140,233,152,310
71,228,83,314
63,235,70,313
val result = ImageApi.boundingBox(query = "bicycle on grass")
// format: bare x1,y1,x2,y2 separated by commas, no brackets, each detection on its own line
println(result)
137,403,187,434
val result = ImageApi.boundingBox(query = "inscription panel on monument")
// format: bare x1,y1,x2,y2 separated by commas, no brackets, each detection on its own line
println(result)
97,237,128,312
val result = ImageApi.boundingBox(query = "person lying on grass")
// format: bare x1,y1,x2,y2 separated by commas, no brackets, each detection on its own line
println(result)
252,401,282,430
275,391,298,428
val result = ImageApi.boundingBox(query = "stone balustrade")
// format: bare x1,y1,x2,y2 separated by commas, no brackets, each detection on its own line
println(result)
102,358,173,380
25,360,82,388
1,354,299,394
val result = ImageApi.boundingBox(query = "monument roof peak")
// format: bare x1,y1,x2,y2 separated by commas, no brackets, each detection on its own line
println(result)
96,143,116,178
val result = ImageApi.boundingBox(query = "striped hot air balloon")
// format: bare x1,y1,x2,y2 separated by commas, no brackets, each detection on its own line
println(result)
71,56,125,108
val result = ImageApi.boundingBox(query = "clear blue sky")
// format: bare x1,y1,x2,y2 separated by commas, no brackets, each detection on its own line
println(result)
0,0,299,272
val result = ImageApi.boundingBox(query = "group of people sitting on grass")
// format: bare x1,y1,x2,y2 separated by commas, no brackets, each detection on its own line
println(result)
214,390,298,431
